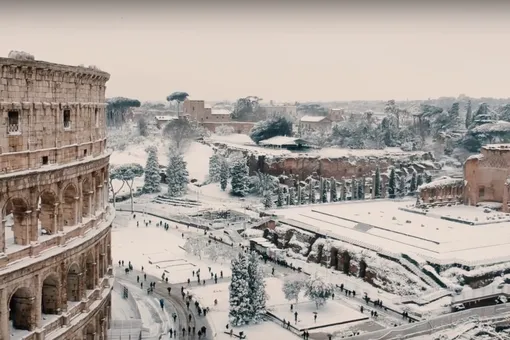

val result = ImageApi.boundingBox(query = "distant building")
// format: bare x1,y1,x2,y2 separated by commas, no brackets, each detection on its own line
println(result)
182,99,231,123
154,115,178,129
299,115,332,131
328,108,347,122
261,104,297,119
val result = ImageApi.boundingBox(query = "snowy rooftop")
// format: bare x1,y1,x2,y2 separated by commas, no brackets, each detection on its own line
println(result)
154,115,178,121
208,134,425,158
211,109,231,115
482,143,510,151
258,136,309,146
300,115,328,123
471,121,510,134
418,176,463,191
269,200,510,265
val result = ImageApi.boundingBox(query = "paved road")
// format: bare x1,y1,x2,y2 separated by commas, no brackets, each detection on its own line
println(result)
115,267,214,339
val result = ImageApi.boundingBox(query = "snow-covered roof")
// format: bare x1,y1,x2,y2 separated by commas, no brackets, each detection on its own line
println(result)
483,143,510,151
259,136,309,146
418,176,463,191
154,116,178,121
471,121,510,134
211,109,231,115
300,115,328,123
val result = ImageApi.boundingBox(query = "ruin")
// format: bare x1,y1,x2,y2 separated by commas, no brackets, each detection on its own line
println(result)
0,56,113,340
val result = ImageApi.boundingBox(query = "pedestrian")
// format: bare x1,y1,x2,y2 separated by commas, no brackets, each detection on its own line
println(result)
186,301,190,309
137,275,140,283
169,327,172,338
193,270,195,277
314,314,317,323
140,282,143,289
182,327,186,336
272,267,275,275
188,326,191,334
188,278,191,285
332,293,335,300
144,273,147,280
142,266,144,272
197,330,201,339
172,313,177,322
215,277,218,284
165,277,168,283
220,270,223,278
294,311,298,323
290,304,293,311
167,287,171,295
189,314,192,322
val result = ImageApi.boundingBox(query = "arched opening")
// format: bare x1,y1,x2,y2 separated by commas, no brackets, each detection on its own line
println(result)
67,263,81,302
341,251,351,275
62,184,78,227
38,190,58,235
85,252,96,290
94,173,103,213
9,287,35,331
82,178,92,218
41,274,60,315
84,323,95,340
330,247,339,270
359,260,367,278
3,197,29,246
97,310,106,340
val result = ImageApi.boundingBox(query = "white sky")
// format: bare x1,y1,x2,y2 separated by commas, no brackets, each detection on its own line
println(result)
1,2,510,102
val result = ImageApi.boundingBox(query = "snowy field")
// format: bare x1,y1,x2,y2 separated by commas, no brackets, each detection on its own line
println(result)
269,200,510,265
112,211,232,284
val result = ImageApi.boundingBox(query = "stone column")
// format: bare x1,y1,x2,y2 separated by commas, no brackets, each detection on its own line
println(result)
78,179,84,220
103,180,108,210
0,219,5,254
92,175,97,214
26,210,35,245
88,191,94,217
53,203,60,233
0,288,8,340
74,196,80,225
34,275,42,328
503,183,509,213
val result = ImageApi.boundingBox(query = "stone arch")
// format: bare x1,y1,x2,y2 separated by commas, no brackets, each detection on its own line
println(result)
38,190,58,235
359,260,367,278
62,183,79,227
85,251,96,290
83,322,96,340
341,251,351,275
330,247,339,270
41,272,61,314
9,286,36,331
3,196,30,245
93,172,103,214
67,262,81,302
82,178,93,217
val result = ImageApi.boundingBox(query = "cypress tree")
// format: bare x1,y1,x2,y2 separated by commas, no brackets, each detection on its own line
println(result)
374,167,382,198
276,186,284,207
330,178,337,202
357,178,364,200
321,178,328,203
220,159,229,191
247,252,266,323
231,158,249,197
465,100,472,128
398,175,406,197
229,253,251,326
341,179,347,201
388,168,396,199
166,147,189,197
142,146,161,193
416,173,424,188
410,172,417,193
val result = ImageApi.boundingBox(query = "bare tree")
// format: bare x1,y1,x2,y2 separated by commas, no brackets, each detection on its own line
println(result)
163,119,197,152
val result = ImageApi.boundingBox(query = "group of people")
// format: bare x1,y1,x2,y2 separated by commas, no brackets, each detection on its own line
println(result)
187,267,224,286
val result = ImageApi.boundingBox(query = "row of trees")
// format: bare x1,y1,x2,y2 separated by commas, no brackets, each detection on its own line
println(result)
282,274,335,309
209,154,250,197
229,252,266,326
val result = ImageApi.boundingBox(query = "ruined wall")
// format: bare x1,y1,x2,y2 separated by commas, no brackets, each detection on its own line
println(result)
201,121,255,134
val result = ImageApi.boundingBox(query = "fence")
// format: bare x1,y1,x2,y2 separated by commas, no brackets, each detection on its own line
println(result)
350,304,510,340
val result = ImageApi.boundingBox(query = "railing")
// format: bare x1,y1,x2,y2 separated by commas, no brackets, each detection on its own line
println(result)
7,123,20,134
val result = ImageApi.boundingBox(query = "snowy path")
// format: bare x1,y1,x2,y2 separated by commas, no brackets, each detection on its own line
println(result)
115,267,214,339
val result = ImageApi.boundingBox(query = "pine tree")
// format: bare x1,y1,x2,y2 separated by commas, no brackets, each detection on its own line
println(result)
288,187,296,205
297,185,303,205
374,168,382,198
357,179,364,200
231,158,249,197
166,148,189,197
276,186,284,207
208,153,223,183
247,252,266,323
465,100,472,128
410,172,417,194
143,146,161,193
341,180,347,201
388,168,396,199
321,178,328,203
449,102,461,128
352,178,358,200
263,190,273,209
416,173,424,187
398,175,406,197
229,253,252,326
220,159,229,191
329,178,337,202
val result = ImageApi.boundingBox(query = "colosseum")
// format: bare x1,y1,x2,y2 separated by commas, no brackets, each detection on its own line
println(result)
0,55,113,340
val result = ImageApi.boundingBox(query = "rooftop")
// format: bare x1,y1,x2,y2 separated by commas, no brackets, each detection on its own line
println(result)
154,116,178,121
300,115,328,123
482,143,510,151
211,108,231,115
268,200,510,265
258,136,309,146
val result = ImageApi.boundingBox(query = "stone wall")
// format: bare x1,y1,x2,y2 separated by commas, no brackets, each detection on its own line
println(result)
201,121,255,134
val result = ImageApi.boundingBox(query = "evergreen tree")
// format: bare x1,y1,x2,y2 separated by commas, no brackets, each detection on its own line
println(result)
416,173,424,187
410,172,417,194
263,191,273,209
230,158,249,197
398,175,406,197
247,252,266,322
374,168,382,198
341,180,347,201
288,187,296,205
276,186,284,207
321,178,328,203
166,148,189,197
208,153,222,183
351,178,357,200
329,178,338,202
143,146,161,193
357,178,364,200
425,173,432,183
448,102,461,128
229,253,252,326
220,159,229,191
388,168,396,199
297,185,303,205
465,100,472,128
471,102,493,127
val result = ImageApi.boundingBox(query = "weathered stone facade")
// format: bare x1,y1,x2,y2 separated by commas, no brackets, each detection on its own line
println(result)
0,56,113,340
419,144,510,211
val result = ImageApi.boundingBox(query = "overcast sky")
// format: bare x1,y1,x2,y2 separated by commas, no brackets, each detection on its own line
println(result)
1,1,510,102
